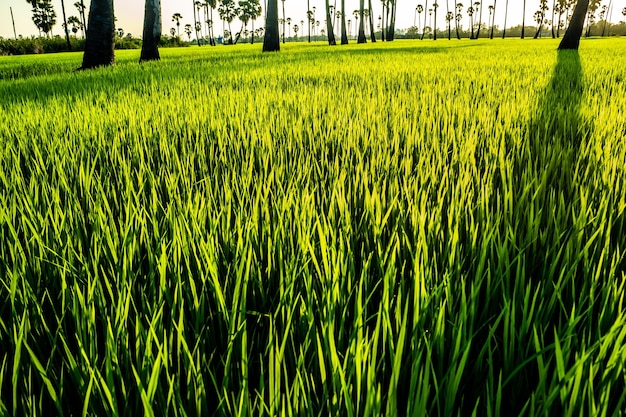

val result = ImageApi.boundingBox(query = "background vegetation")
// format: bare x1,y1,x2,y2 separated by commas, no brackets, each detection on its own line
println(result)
1,39,625,416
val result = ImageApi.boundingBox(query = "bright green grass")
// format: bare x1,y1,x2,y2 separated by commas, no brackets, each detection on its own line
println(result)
1,38,625,416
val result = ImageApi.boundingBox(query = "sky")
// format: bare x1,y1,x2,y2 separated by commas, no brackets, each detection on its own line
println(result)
1,1,624,39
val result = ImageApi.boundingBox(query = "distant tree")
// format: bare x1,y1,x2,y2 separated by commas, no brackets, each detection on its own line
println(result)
467,6,474,38
446,11,454,39
170,27,176,36
172,12,183,38
489,1,497,39
263,0,280,51
67,15,83,36
502,0,508,37
433,3,439,40
559,0,589,49
193,0,202,46
59,0,72,49
293,23,300,40
534,0,549,38
218,0,238,44
417,4,424,34
81,0,115,69
235,0,261,44
26,0,57,37
421,0,429,39
474,1,482,38
74,1,87,35
185,23,193,39
455,3,463,38
117,27,124,37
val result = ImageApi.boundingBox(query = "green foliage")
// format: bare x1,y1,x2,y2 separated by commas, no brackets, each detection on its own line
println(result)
0,39,625,416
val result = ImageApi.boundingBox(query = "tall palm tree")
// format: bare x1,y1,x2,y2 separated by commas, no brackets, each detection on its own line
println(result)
455,3,462,39
502,0,508,38
140,0,161,61
81,0,115,69
172,12,183,38
325,0,336,44
559,0,589,49
193,0,202,46
433,3,439,40
341,0,348,43
521,0,526,38
366,0,376,41
263,0,280,50
489,0,496,38
475,1,483,38
60,0,72,49
421,0,429,39
357,0,366,42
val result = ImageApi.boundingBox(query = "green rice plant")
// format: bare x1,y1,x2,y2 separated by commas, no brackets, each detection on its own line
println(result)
0,39,625,416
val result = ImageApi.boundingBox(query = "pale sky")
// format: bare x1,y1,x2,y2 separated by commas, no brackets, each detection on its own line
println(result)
1,0,624,39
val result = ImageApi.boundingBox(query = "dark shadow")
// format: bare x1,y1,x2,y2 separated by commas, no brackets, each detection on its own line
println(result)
497,49,593,414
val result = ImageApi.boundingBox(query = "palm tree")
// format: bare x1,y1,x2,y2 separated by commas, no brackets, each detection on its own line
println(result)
193,0,202,46
185,23,193,39
559,0,589,49
474,1,482,38
293,23,299,40
81,0,115,69
502,0,508,38
446,11,454,39
467,6,474,38
417,4,424,35
367,0,376,41
489,0,496,38
521,0,526,38
325,0,336,44
172,12,183,38
281,0,286,43
455,3,463,38
341,0,348,43
263,0,279,50
59,0,72,49
218,0,237,44
141,0,161,61
358,0,366,42
74,1,87,35
421,0,429,39
433,3,439,40
534,0,549,39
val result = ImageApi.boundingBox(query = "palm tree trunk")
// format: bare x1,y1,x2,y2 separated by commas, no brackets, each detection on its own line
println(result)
263,0,280,51
558,0,589,49
341,0,348,43
60,0,72,50
325,0,336,44
551,0,557,37
388,0,397,40
81,0,115,69
490,0,497,39
476,2,483,37
421,0,428,40
193,1,201,46
140,0,161,62
368,0,377,41
502,0,508,38
357,0,366,42
521,0,526,38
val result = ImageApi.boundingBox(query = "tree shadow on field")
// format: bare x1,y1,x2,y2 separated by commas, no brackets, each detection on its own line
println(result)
494,50,594,414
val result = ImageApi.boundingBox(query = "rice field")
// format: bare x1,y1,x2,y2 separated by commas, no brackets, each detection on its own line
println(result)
1,38,625,416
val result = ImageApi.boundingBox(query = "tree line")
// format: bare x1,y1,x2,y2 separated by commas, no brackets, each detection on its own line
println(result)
9,0,599,68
